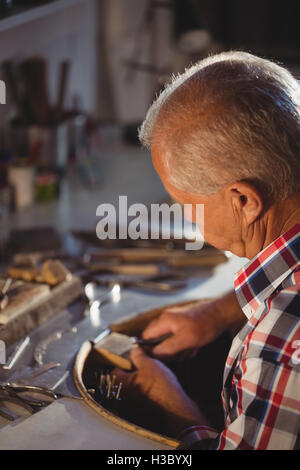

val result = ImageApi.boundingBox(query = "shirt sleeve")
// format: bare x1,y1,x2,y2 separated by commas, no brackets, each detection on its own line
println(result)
177,425,220,449
179,356,300,450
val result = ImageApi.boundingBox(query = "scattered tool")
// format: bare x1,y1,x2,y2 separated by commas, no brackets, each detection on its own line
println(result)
85,277,186,293
88,262,161,276
2,336,30,370
87,248,176,263
84,283,121,317
34,327,77,365
0,382,83,422
0,278,13,310
16,363,61,384
86,247,227,266
71,228,194,249
135,332,173,347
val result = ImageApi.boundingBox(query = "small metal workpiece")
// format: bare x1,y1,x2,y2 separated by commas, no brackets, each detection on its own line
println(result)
115,382,122,401
84,283,121,318
95,370,122,403
34,327,77,365
2,336,30,370
106,374,112,399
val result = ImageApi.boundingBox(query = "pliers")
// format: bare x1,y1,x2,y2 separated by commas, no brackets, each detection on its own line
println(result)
0,383,81,422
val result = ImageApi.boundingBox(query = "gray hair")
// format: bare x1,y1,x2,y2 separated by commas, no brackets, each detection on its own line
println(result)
139,51,300,202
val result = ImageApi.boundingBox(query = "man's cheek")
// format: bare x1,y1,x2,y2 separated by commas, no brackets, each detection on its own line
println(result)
184,204,202,222
184,203,205,224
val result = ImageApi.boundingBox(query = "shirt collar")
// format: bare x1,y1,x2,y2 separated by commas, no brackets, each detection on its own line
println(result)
234,221,300,319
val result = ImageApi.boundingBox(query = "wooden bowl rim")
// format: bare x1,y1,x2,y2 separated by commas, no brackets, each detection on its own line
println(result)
73,299,207,447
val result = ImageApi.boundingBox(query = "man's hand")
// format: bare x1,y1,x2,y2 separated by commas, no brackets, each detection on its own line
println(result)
142,291,245,359
114,347,207,436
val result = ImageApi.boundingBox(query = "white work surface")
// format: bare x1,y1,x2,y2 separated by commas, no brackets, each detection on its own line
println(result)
0,399,170,450
0,255,246,450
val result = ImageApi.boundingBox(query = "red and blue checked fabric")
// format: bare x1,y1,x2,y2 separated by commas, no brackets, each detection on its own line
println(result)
180,222,300,450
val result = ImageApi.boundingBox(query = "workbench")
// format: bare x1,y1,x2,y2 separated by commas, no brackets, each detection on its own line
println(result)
0,253,246,450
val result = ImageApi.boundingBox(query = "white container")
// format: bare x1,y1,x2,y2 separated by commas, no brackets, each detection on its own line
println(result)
8,166,35,210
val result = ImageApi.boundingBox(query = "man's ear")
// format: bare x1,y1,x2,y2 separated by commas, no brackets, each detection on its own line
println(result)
227,181,264,225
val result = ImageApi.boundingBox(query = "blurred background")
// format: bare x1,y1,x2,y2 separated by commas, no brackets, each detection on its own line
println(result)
0,1,299,443
0,0,299,238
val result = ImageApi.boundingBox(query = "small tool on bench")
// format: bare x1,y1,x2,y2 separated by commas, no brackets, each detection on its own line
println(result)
88,262,160,276
90,329,173,371
84,277,187,293
84,283,121,318
2,336,30,370
0,278,13,310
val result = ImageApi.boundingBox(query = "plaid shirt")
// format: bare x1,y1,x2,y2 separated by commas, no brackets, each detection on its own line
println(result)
180,222,300,450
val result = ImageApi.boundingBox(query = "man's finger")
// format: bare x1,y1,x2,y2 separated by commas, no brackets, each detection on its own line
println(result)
151,335,182,357
142,317,173,340
130,346,152,367
142,320,169,339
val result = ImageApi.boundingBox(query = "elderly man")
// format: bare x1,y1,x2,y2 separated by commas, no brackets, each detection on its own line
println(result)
117,51,300,450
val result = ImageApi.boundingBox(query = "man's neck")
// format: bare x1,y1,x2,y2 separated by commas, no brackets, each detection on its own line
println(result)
244,195,300,259
263,196,300,249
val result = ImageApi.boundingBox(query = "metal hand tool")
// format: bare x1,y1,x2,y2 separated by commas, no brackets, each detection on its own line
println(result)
2,336,30,370
84,283,121,317
0,382,83,422
0,383,82,404
134,332,173,347
85,278,186,293
34,328,77,365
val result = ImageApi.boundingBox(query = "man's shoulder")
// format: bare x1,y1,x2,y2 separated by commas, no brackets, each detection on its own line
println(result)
252,284,300,368
271,273,300,320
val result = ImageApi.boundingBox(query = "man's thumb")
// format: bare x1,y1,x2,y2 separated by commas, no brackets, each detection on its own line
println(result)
152,335,181,357
130,346,148,367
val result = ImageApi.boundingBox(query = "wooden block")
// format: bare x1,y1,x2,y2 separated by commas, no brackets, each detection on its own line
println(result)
0,276,82,346
93,349,133,371
8,267,40,282
93,332,135,371
41,260,72,286
0,281,50,324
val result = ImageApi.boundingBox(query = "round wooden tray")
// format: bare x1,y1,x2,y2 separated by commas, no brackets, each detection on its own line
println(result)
72,300,205,448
